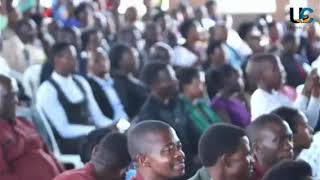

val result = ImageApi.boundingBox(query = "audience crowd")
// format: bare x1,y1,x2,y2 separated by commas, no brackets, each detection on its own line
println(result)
0,0,320,179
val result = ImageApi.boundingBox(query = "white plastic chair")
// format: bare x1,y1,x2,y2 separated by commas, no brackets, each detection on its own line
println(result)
36,106,84,169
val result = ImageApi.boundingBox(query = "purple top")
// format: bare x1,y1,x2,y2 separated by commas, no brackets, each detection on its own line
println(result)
211,97,251,128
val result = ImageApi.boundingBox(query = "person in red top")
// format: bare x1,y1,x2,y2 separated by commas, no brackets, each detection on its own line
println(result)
247,113,294,180
0,74,63,180
128,120,185,180
54,132,131,180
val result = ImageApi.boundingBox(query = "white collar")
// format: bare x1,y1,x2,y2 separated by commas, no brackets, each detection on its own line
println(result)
52,71,73,83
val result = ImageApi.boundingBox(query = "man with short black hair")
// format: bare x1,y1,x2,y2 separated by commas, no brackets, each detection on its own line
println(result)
247,114,294,180
262,160,312,180
128,120,185,180
54,132,131,180
189,124,252,180
37,42,113,154
272,107,313,157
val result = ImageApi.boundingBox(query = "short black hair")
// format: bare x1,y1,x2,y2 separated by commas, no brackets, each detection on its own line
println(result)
205,0,217,7
199,124,246,167
74,2,93,19
271,107,304,134
238,21,255,40
80,128,112,163
153,11,166,22
81,28,99,51
94,132,131,169
176,67,199,90
179,19,196,39
206,41,223,57
262,160,312,180
140,62,168,88
281,33,296,44
51,42,72,60
247,113,285,144
206,64,237,98
127,120,172,159
109,44,131,70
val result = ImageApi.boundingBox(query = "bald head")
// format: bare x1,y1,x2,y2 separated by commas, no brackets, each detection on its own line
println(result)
127,120,172,159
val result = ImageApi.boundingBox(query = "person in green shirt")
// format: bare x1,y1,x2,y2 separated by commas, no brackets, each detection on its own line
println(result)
176,67,224,177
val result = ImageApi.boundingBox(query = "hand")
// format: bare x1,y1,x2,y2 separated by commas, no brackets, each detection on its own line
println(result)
302,69,318,96
312,75,320,97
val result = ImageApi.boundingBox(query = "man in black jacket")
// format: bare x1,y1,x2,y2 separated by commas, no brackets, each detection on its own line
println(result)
86,47,129,121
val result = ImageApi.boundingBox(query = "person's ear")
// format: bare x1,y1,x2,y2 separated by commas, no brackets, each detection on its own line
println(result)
252,141,261,155
137,154,151,168
91,145,99,158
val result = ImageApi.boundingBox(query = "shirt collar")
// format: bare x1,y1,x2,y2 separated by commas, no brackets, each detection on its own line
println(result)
52,71,73,84
91,75,114,86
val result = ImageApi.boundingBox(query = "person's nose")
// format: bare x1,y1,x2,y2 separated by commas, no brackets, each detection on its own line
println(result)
283,139,293,151
174,148,185,161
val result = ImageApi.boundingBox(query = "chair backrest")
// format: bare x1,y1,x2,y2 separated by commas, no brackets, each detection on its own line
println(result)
36,105,62,156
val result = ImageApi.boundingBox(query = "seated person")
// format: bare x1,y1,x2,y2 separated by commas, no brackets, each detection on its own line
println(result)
0,75,63,180
190,124,252,180
128,120,185,180
246,53,320,125
135,62,180,127
86,47,128,121
209,64,251,128
272,107,313,158
209,23,243,71
280,33,309,88
204,41,226,72
262,160,312,180
54,132,131,180
177,67,224,174
109,44,148,118
247,114,294,180
172,19,202,67
36,43,113,154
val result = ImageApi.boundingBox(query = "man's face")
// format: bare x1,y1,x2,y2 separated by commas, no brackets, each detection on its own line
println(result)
89,51,110,77
0,80,16,122
155,66,179,99
144,128,185,179
88,32,102,51
184,76,206,99
262,60,282,90
294,114,313,150
256,122,294,167
226,136,253,180
59,46,78,74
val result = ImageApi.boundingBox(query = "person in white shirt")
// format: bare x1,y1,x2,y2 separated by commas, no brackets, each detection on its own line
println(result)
246,54,320,125
298,132,320,179
36,42,113,154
